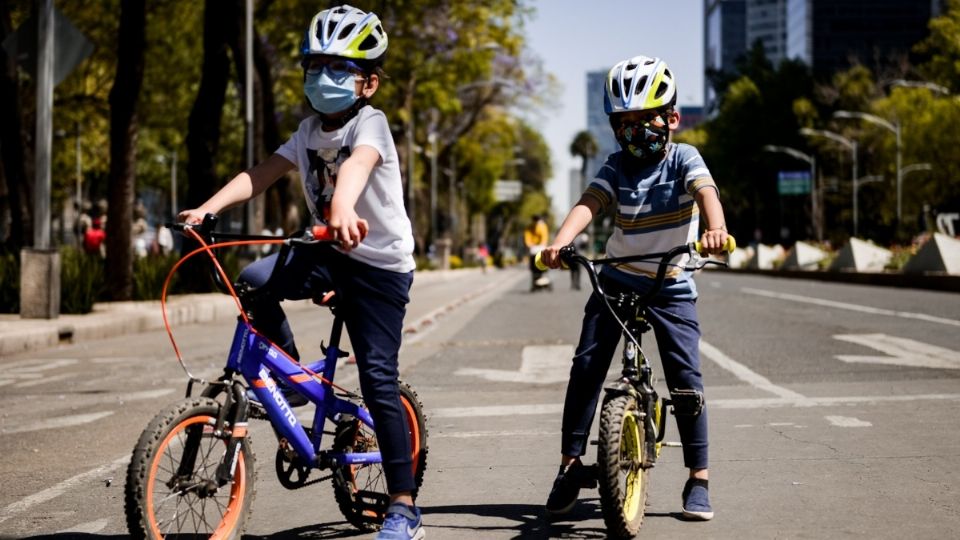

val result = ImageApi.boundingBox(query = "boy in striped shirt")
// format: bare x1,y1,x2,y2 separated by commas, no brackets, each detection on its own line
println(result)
539,55,729,521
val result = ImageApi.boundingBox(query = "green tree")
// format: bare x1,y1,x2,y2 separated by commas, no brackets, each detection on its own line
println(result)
569,130,597,195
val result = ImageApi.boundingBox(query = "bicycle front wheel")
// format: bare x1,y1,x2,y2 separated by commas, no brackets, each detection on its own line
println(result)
597,393,648,538
332,381,428,531
124,397,256,540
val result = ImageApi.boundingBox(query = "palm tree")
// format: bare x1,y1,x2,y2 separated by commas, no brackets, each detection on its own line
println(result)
569,130,598,194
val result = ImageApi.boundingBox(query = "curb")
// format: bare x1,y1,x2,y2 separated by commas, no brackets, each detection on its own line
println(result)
723,267,960,293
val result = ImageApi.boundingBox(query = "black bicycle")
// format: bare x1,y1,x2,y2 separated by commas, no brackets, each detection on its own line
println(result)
537,236,734,537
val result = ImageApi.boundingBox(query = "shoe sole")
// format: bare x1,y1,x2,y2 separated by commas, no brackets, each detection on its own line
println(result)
682,508,714,521
545,499,577,517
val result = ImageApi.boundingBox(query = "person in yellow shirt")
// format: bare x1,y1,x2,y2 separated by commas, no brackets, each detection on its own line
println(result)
524,214,551,291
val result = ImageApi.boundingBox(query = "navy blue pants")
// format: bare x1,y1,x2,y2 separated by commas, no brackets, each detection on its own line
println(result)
239,245,416,493
561,275,708,469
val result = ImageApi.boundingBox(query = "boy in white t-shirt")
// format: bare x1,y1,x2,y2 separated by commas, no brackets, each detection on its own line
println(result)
179,5,422,539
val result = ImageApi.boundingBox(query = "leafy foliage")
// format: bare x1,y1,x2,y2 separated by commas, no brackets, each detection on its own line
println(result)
60,246,104,314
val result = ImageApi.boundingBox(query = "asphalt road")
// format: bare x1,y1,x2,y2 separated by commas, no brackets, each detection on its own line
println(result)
1,266,959,539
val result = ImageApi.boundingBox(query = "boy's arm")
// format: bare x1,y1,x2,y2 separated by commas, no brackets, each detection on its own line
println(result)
694,187,729,253
329,144,379,250
179,153,294,224
540,195,602,268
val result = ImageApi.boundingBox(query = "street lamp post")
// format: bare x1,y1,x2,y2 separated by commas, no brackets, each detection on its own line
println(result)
799,128,858,237
853,175,884,236
833,110,902,227
761,145,819,241
888,79,950,95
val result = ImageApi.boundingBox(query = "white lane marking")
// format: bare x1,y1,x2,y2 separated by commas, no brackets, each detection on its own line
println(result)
113,389,176,402
15,373,75,388
826,415,872,427
434,429,560,439
1,412,115,434
3,359,79,372
455,344,573,384
710,393,960,409
0,455,128,526
834,334,960,370
57,518,109,534
430,393,960,417
742,287,960,327
700,340,807,400
432,403,564,418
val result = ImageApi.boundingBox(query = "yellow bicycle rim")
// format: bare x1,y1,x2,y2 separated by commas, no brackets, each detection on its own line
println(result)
621,411,644,520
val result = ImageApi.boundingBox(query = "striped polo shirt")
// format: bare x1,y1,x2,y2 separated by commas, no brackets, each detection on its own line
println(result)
584,142,718,298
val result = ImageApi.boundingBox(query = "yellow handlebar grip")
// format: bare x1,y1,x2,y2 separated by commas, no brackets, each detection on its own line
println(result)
534,251,548,271
694,235,737,254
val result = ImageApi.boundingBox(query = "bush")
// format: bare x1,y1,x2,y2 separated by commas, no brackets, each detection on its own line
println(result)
60,246,104,314
0,250,19,313
133,253,181,300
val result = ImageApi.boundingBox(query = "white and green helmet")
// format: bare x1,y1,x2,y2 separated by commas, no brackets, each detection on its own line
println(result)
301,4,387,64
603,55,677,114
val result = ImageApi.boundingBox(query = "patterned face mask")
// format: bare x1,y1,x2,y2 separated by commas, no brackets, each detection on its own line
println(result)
613,114,670,160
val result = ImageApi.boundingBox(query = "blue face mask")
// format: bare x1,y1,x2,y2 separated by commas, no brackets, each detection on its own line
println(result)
304,67,359,115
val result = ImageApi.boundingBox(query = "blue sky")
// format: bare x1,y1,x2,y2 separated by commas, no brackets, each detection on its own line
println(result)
524,0,705,216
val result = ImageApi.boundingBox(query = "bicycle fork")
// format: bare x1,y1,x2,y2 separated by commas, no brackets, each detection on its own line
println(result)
174,377,250,497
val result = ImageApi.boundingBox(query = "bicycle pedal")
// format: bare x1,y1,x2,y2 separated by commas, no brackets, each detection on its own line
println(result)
662,441,682,447
353,489,390,524
249,402,268,420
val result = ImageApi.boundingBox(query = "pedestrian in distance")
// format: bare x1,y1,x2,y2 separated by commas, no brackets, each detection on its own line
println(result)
476,241,490,273
524,214,551,291
178,5,423,539
82,217,106,257
538,55,730,521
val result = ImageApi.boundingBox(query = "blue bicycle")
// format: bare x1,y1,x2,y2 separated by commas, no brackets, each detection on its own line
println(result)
124,215,427,539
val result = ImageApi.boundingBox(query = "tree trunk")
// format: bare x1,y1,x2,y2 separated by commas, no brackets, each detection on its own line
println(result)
105,0,146,300
0,0,30,250
180,0,239,292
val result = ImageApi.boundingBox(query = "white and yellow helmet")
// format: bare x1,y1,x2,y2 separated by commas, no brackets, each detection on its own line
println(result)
301,4,387,64
603,55,677,114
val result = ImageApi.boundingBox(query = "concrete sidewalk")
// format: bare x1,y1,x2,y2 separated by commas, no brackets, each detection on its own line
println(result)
0,267,495,358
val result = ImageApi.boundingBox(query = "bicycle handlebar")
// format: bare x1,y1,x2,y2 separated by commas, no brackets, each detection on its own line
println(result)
534,235,736,306
168,214,336,245
168,213,337,295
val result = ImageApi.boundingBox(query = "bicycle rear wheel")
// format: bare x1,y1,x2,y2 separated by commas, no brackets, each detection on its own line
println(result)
332,381,428,531
597,393,648,538
124,397,256,540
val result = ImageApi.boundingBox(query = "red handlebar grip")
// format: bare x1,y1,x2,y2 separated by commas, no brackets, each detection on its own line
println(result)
311,225,334,241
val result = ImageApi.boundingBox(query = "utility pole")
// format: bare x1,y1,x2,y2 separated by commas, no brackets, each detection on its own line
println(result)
21,0,61,319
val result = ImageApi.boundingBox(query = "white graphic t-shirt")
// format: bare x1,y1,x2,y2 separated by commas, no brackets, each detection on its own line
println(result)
276,105,415,273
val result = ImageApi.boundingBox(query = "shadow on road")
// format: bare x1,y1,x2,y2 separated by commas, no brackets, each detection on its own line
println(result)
423,499,607,539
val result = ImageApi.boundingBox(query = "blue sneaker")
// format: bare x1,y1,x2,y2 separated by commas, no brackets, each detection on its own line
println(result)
376,502,425,540
681,478,714,520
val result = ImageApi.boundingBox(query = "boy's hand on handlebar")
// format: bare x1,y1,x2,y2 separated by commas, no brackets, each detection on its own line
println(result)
698,228,729,254
177,208,208,225
539,244,565,269
328,208,369,251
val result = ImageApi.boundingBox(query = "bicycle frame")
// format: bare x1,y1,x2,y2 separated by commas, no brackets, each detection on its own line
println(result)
224,318,379,468
167,216,387,472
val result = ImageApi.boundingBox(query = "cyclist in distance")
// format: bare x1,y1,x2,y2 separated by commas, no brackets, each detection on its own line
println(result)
538,55,729,521
178,5,423,539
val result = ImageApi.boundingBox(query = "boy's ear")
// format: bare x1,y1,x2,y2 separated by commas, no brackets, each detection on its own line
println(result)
361,73,379,98
668,109,681,130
